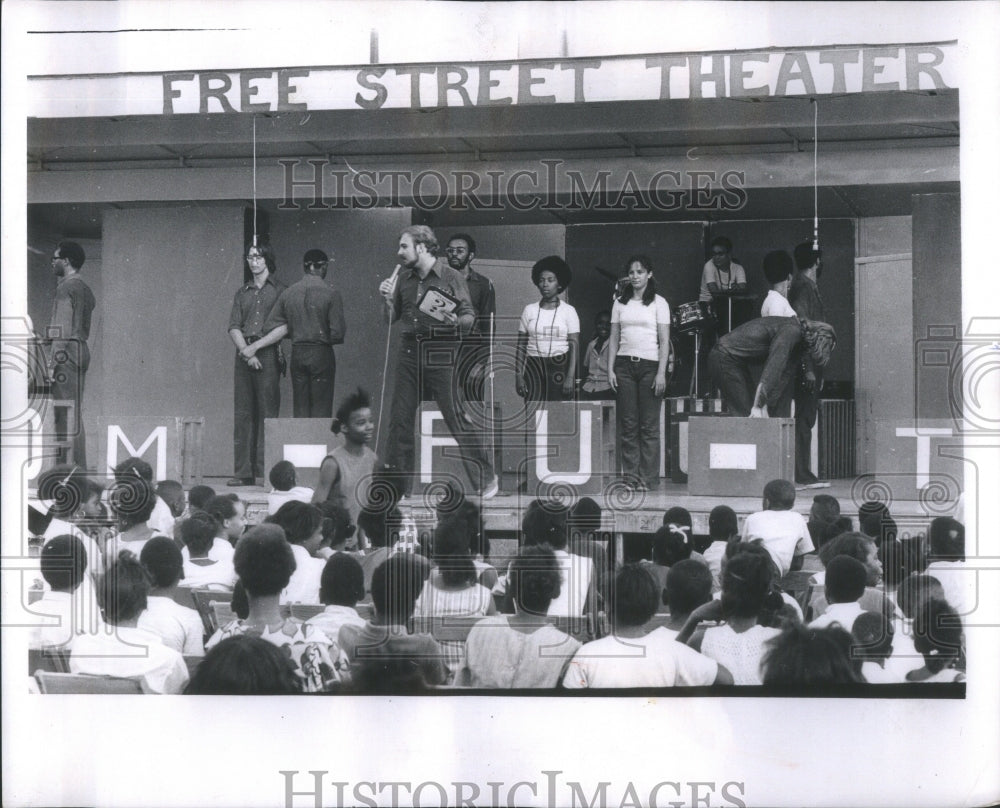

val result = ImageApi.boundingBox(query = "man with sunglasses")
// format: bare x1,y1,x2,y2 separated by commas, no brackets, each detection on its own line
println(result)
47,241,96,468
227,242,285,486
249,248,346,419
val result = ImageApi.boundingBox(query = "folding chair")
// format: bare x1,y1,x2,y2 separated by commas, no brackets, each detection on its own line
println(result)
190,588,233,635
289,603,325,622
29,647,70,675
35,670,144,694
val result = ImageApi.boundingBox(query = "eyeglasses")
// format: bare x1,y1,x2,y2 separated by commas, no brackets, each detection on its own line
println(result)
51,254,64,262
304,261,328,269
445,247,468,255
247,253,265,262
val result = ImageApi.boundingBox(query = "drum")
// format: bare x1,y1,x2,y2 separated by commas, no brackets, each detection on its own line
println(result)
672,301,711,332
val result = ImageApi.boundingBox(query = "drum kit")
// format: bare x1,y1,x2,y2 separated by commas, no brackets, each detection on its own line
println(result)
671,292,756,397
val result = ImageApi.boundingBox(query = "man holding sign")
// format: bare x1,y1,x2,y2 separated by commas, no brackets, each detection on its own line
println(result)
379,226,499,500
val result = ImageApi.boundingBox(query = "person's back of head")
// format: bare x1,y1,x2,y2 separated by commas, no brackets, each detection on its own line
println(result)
139,536,184,589
187,484,216,512
99,554,151,625
929,516,965,562
185,635,302,695
37,465,96,520
507,545,561,616
662,506,693,531
810,494,841,525
432,516,477,587
357,505,402,549
40,534,88,593
612,563,661,629
851,610,894,664
370,554,429,625
793,241,821,272
180,511,219,558
109,476,157,529
913,598,963,673
317,502,355,550
113,456,154,483
569,496,603,537
156,480,185,517
437,499,487,559
652,523,693,567
824,556,867,604
233,524,297,598
58,240,86,270
819,517,853,548
665,559,713,617
268,461,298,492
721,550,776,619
266,500,322,546
763,479,796,511
320,553,365,607
818,531,872,568
761,623,863,685
858,500,897,541
896,573,945,620
708,505,738,542
521,501,569,550
762,250,793,287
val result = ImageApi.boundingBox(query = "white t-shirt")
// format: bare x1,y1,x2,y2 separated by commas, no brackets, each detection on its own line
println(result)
926,560,972,616
562,626,719,688
699,260,746,302
741,510,815,576
267,487,316,514
70,626,189,694
28,590,105,651
282,544,324,604
138,595,206,656
148,496,176,538
181,556,237,590
547,549,594,617
181,538,235,564
760,290,797,318
519,301,580,357
809,601,865,632
611,295,671,361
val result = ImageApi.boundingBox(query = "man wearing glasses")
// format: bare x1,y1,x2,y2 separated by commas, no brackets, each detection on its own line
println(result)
248,248,346,419
227,242,284,486
696,236,747,396
48,241,96,468
445,233,496,408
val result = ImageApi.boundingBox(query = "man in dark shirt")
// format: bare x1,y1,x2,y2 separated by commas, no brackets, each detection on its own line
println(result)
248,248,346,418
445,233,496,405
47,241,96,468
789,241,830,486
227,242,284,486
378,226,499,499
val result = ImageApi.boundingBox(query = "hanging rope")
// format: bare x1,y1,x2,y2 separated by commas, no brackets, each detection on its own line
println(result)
252,115,258,247
812,98,820,250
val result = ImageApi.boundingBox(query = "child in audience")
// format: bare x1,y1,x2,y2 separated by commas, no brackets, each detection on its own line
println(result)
522,503,595,617
702,505,739,591
662,560,714,638
567,496,612,605
187,485,216,513
206,524,349,692
137,537,205,656
306,553,368,640
436,485,498,589
105,476,162,560
563,564,731,689
70,554,188,694
885,572,942,681
203,494,245,552
156,480,186,520
809,555,869,632
339,554,446,690
851,610,899,683
457,545,581,688
28,534,100,651
114,456,175,538
804,494,843,566
741,479,814,576
907,598,965,683
179,511,238,591
265,501,327,604
266,460,315,514
185,635,302,695
760,623,864,686
679,550,784,684
317,502,359,554
312,387,378,527
925,516,970,615
644,523,695,595
809,532,890,620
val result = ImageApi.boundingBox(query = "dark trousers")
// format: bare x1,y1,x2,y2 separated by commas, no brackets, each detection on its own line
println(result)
291,344,335,418
709,347,793,417
233,347,280,479
457,339,488,403
523,354,575,403
614,356,662,484
794,371,822,481
50,340,89,468
387,338,495,495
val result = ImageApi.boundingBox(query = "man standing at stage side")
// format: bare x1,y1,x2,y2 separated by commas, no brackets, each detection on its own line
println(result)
227,242,284,486
48,241,96,469
445,233,496,407
249,248,346,418
789,241,830,488
378,225,499,499
709,316,836,419
696,236,747,395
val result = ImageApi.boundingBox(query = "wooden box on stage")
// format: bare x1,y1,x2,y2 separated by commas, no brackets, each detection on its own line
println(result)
687,416,794,496
264,418,339,490
523,401,613,498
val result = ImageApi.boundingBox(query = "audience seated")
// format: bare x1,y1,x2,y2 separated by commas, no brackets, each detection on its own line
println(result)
456,546,581,688
563,564,731,688
179,512,238,591
185,635,303,695
567,497,613,606
339,554,446,690
907,598,965,683
702,505,739,591
201,495,244,555
317,502,360,555
809,532,891,620
306,553,368,640
643,523,695,596
70,554,188,694
925,516,970,616
522,503,594,617
114,456,176,539
661,560,714,638
809,556,870,632
741,479,814,576
206,524,349,692
104,476,162,561
265,501,327,604
28,534,101,651
266,460,315,514
138,537,206,656
35,466,104,579
187,485,217,513
760,623,864,685
851,611,900,683
436,486,498,590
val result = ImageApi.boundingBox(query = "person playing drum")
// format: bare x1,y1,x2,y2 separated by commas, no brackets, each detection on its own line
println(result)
696,236,746,395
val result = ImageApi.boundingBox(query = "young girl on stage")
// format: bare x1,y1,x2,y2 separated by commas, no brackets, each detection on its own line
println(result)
516,256,580,403
607,255,672,491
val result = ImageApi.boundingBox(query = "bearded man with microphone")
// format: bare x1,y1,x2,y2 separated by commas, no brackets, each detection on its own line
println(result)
378,225,499,500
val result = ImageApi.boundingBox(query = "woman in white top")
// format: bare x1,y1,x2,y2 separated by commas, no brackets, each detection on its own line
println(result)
608,255,671,490
516,256,580,403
